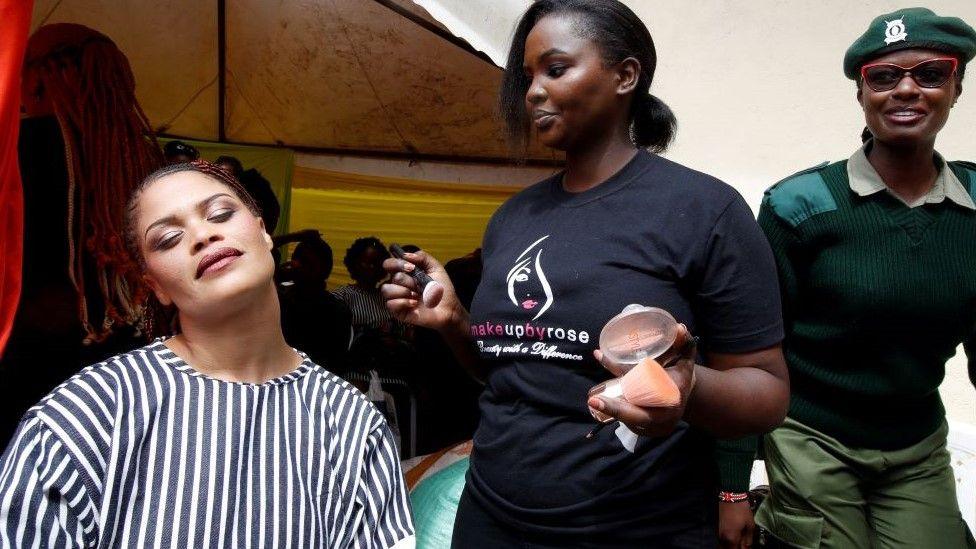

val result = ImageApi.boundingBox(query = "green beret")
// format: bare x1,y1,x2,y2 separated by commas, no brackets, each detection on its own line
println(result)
843,7,976,80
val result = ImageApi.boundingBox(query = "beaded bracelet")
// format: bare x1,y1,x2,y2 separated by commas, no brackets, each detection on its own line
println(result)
718,491,749,503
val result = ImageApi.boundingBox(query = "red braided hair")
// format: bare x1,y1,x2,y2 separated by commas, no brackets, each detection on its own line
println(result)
24,24,163,343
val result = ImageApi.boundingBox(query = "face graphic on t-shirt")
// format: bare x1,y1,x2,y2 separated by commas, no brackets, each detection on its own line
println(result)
505,235,554,321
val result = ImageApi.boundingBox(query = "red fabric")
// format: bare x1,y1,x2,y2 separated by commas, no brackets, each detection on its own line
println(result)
0,0,33,357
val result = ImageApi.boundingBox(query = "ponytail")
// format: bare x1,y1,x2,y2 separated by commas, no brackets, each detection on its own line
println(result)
631,93,677,152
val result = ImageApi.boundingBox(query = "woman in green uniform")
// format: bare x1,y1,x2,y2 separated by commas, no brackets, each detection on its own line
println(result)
754,8,976,548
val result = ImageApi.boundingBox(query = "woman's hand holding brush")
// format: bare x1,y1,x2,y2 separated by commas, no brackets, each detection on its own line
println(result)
587,324,698,438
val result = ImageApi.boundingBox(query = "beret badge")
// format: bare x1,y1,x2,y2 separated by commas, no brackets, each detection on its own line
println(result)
884,17,908,45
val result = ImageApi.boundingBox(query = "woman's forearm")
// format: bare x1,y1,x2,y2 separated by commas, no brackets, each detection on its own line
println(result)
684,348,790,438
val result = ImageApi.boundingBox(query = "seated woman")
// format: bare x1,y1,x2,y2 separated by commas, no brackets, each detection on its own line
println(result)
333,237,401,340
334,238,416,383
0,161,415,548
277,231,353,372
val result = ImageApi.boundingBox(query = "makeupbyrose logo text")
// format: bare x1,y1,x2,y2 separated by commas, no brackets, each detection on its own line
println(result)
470,320,590,343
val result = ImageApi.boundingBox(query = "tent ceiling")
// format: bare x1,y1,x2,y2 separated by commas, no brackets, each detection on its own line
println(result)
29,0,553,162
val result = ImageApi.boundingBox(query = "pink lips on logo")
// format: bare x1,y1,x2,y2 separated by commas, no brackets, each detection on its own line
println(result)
522,299,538,310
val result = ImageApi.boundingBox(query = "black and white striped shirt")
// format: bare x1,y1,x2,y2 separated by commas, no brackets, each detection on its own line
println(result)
0,340,415,548
331,286,396,335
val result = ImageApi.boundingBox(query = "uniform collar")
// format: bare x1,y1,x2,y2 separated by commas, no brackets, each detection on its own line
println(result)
847,141,975,210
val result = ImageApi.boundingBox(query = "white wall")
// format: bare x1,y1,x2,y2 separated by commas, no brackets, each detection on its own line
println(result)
412,1,976,204
641,1,976,211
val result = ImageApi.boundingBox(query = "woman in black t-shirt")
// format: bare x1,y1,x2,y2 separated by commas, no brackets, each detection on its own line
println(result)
383,1,789,547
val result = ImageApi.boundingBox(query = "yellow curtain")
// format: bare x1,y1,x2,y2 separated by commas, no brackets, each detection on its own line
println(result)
289,166,521,287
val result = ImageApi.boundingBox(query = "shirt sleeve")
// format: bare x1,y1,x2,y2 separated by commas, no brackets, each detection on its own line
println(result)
348,423,416,549
480,200,508,256
0,415,98,548
694,195,784,353
715,436,757,493
757,197,804,332
331,286,350,306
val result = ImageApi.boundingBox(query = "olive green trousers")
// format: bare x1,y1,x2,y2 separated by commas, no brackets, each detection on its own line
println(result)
756,417,974,549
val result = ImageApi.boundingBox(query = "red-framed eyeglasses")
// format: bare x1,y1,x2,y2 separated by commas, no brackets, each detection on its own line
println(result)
860,57,959,92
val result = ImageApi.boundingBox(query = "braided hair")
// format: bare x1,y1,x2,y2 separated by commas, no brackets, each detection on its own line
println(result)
24,24,164,343
123,161,262,338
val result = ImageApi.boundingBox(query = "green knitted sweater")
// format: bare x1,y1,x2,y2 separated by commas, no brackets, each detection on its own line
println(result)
720,159,976,491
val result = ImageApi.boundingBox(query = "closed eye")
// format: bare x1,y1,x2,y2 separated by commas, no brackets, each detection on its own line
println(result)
207,208,234,223
156,231,183,251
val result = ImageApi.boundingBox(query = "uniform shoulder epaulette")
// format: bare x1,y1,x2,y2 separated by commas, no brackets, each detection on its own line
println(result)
763,161,836,228
949,160,976,200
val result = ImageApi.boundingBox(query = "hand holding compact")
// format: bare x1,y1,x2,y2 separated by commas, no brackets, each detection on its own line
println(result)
588,319,697,438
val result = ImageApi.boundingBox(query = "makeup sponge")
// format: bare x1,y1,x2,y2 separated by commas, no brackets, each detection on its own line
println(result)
421,280,444,308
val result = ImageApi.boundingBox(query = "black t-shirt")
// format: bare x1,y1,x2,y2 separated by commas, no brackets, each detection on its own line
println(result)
466,150,783,539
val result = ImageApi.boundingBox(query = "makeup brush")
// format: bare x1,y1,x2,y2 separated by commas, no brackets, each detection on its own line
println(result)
584,420,614,439
389,243,444,308
586,353,681,419
583,357,677,439
584,336,698,439
619,335,697,407
618,355,681,407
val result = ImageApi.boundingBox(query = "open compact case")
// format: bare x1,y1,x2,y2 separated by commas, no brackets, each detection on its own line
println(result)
589,305,680,423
